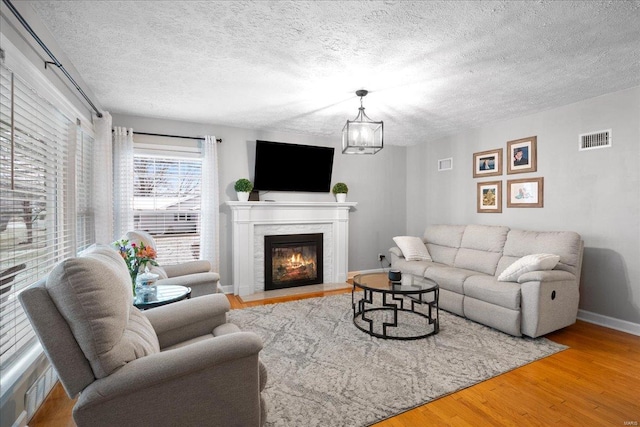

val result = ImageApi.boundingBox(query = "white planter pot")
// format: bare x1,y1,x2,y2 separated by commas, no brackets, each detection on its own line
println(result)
335,193,347,203
237,191,250,202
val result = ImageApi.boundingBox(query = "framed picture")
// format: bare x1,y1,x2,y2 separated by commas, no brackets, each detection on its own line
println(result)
477,181,502,213
507,177,544,208
507,136,537,174
473,148,502,178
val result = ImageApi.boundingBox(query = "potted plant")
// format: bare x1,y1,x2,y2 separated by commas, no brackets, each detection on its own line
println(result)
332,182,348,202
234,178,253,202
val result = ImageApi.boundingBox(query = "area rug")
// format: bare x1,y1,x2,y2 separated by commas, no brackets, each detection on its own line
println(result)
228,293,567,427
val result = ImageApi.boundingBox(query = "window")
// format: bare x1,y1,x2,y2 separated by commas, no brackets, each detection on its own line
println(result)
0,62,93,369
133,154,202,265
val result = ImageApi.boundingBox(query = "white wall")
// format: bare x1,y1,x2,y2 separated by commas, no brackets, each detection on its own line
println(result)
111,113,408,287
407,86,640,328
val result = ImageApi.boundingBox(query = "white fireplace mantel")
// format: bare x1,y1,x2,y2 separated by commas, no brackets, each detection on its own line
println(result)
226,201,357,296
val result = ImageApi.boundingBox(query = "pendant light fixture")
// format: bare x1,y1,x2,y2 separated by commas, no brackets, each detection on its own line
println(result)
342,89,383,154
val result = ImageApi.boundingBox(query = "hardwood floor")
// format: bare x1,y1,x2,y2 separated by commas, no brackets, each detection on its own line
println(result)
30,289,640,426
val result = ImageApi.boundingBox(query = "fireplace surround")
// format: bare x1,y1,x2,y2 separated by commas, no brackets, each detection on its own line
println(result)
226,201,357,296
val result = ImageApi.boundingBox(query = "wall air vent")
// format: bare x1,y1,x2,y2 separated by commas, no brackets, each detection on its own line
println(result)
438,157,453,171
579,129,611,151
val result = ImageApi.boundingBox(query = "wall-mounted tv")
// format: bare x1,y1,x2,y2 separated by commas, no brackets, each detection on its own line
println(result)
253,140,335,192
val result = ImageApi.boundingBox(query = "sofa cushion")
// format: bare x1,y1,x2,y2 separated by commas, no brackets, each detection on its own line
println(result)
464,275,521,310
393,236,432,261
423,225,466,265
424,266,479,294
454,225,509,275
46,244,160,379
497,253,560,282
460,224,510,252
500,229,582,276
423,224,466,247
454,248,503,276
392,259,437,277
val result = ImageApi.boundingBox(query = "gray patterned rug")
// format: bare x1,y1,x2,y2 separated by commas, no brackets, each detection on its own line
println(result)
228,293,567,427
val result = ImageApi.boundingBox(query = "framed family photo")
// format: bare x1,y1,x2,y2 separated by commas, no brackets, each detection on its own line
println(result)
507,136,537,174
507,177,544,208
473,148,502,178
477,181,502,213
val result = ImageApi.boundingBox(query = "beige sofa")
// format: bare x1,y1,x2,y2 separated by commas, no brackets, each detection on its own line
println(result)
19,244,267,427
389,224,584,338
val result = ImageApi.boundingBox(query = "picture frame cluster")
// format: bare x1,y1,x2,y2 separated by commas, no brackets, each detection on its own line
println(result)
474,136,543,213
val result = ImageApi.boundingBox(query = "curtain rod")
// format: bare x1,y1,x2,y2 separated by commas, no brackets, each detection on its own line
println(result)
2,0,104,118
115,130,222,143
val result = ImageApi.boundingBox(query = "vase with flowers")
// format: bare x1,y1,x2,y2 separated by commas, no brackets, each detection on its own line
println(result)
113,239,159,296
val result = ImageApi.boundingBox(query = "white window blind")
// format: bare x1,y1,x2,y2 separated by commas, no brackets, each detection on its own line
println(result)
76,130,94,252
0,63,76,368
133,154,202,265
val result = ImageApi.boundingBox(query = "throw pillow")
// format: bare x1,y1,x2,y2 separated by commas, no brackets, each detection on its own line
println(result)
497,253,560,282
393,236,432,261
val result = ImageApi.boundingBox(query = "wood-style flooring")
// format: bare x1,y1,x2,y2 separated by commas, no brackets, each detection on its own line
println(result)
30,288,640,426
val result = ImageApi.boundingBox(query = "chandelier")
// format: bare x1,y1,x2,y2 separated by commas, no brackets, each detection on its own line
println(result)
342,89,383,154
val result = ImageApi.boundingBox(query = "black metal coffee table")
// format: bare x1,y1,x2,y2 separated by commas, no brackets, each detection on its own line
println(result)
352,272,439,340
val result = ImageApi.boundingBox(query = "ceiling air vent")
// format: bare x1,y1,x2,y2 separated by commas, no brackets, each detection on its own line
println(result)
579,129,611,151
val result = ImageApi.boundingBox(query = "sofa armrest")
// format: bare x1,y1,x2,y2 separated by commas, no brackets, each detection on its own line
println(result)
163,260,212,277
74,332,264,427
389,246,403,258
144,293,230,348
519,272,579,338
517,270,576,284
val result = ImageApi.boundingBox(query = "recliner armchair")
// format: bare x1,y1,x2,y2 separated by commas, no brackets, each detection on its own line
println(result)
19,244,267,427
125,230,222,297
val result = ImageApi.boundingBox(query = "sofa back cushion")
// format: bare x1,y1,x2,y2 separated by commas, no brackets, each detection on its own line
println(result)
496,229,583,276
454,225,509,275
46,244,160,379
423,225,466,266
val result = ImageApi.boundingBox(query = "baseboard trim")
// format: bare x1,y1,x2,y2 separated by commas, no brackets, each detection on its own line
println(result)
577,309,640,336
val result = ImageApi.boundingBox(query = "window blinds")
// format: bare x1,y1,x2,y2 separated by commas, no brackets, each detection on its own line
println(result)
76,131,95,252
132,154,202,265
0,63,84,369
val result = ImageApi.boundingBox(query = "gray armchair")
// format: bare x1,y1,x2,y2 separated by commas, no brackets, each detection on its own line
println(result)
19,244,267,427
125,230,221,297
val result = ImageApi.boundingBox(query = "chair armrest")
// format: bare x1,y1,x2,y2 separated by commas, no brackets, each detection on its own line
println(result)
144,294,230,348
163,260,212,277
156,272,220,288
74,332,264,427
389,246,403,258
517,270,576,284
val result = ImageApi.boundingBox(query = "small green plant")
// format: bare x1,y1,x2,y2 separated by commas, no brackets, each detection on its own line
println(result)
332,182,348,194
234,178,253,192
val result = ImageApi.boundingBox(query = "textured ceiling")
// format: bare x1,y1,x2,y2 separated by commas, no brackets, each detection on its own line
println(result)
26,1,640,146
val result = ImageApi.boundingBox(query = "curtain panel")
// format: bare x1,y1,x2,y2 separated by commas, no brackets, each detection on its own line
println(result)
200,136,220,272
113,127,134,240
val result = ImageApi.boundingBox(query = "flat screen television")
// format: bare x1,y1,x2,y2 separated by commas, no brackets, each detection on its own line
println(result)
253,140,335,192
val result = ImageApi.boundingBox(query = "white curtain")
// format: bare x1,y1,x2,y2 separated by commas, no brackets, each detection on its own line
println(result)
92,112,114,244
200,135,220,271
113,127,134,240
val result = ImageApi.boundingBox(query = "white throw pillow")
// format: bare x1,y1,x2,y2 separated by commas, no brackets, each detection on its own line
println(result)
497,253,560,282
393,236,432,262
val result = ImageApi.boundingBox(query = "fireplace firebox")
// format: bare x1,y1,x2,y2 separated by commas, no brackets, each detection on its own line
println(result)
264,233,323,290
